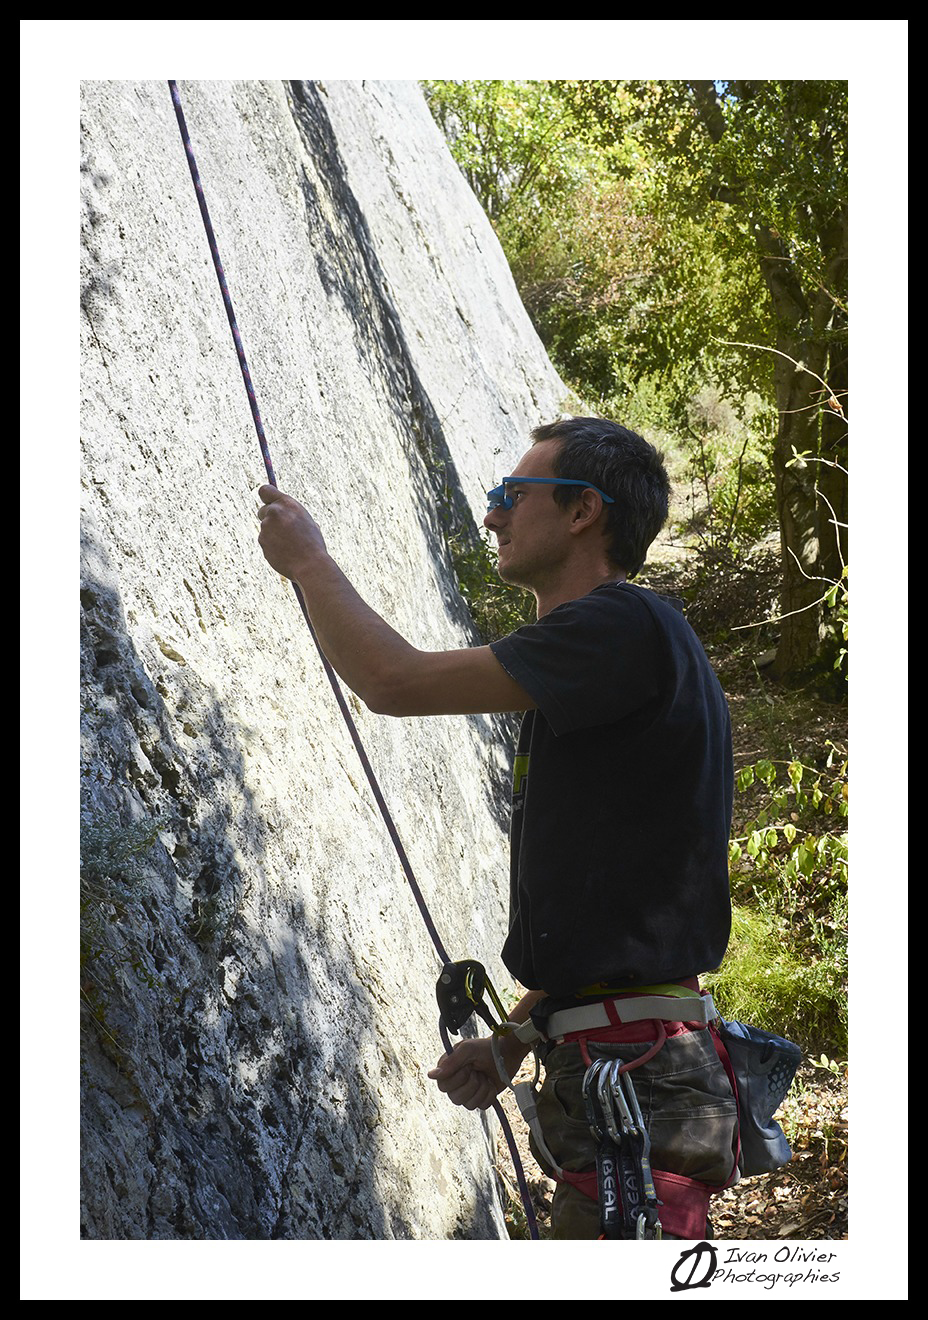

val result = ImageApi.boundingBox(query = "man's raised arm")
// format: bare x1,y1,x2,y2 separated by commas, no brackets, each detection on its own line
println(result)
256,485,536,718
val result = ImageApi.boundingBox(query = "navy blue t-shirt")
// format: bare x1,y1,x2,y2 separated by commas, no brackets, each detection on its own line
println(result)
489,582,733,998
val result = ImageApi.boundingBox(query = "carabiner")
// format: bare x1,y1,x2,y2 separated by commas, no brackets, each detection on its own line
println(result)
582,1057,609,1142
635,1210,663,1241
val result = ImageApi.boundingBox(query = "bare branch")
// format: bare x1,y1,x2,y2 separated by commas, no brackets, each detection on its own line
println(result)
790,453,849,478
813,486,846,576
784,544,841,588
725,431,752,546
713,338,845,417
731,596,827,631
732,542,844,632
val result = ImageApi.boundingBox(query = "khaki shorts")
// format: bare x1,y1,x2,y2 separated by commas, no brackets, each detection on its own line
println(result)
531,1027,739,1240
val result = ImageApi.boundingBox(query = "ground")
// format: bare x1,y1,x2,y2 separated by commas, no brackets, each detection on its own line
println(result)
491,532,849,1243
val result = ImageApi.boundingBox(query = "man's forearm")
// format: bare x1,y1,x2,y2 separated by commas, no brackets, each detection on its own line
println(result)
255,483,420,708
509,988,546,1024
256,483,535,718
293,549,420,712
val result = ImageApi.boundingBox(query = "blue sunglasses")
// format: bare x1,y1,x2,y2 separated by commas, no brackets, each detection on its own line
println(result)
486,477,615,512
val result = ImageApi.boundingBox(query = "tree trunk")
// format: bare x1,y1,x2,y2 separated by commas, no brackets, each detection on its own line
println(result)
817,338,847,586
689,81,844,681
814,212,848,587
754,225,830,678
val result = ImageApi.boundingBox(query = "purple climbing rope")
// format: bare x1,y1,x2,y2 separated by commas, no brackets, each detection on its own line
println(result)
167,80,538,1241
168,81,276,487
168,79,449,964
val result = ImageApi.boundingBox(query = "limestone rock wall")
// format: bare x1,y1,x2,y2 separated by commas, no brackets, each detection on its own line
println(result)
80,79,567,1240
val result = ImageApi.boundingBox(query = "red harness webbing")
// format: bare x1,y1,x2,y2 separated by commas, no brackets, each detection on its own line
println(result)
550,997,741,1239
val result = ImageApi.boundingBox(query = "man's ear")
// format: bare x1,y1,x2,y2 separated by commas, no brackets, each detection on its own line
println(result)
569,488,607,532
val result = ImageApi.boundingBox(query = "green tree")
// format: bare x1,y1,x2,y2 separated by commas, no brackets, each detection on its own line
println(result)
561,79,849,678
423,80,848,680
422,80,584,237
422,81,722,423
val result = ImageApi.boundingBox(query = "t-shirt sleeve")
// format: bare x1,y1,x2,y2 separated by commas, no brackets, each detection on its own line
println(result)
489,586,663,736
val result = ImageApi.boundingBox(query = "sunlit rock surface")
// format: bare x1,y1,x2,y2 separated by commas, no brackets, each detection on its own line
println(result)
80,78,567,1240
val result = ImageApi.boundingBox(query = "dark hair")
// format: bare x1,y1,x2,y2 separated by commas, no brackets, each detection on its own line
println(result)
531,417,670,577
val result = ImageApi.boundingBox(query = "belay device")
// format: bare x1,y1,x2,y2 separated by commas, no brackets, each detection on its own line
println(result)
436,959,508,1035
436,958,542,1101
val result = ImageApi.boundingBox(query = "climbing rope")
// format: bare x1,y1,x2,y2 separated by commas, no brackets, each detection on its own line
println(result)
167,80,538,1240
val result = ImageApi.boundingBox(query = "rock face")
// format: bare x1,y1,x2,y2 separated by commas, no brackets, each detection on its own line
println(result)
80,79,568,1240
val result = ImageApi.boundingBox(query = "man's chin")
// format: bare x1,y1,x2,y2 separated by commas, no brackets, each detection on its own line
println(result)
496,560,531,591
495,556,518,585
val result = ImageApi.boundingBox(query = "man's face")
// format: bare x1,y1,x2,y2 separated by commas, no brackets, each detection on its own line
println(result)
483,440,575,590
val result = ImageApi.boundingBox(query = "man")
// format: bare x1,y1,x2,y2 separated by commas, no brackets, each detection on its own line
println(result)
258,416,736,1240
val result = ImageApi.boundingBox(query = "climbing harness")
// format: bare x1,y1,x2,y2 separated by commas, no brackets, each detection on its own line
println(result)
500,984,800,1240
497,989,721,1239
498,989,705,1239
168,80,538,1240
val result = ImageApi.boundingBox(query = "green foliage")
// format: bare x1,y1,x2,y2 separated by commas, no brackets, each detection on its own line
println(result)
508,176,663,406
679,387,778,560
80,812,167,1096
549,80,787,405
422,80,587,232
707,749,848,1052
705,904,845,1052
421,78,790,468
608,79,848,323
730,750,848,905
422,79,690,414
709,80,847,302
811,1053,846,1078
81,813,164,893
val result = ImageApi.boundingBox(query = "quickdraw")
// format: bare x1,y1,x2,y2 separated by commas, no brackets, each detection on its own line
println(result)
582,1057,662,1240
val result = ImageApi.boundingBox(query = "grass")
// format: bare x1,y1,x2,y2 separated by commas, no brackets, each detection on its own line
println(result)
704,903,847,1054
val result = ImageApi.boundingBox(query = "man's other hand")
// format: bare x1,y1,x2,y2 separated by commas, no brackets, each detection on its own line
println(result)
428,1035,524,1111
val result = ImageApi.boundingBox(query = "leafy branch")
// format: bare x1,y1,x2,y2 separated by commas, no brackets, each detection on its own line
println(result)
730,753,848,878
715,747,848,1052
